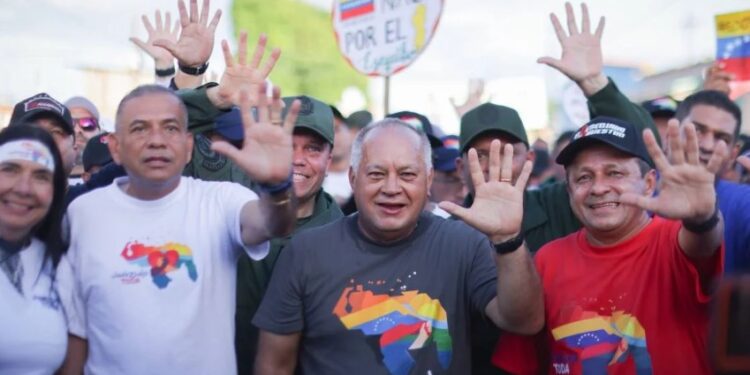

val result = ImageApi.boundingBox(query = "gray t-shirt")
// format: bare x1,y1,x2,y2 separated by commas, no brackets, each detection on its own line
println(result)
253,212,498,374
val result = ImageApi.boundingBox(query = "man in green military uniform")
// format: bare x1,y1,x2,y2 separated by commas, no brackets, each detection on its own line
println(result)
448,4,663,374
234,95,344,374
455,2,661,254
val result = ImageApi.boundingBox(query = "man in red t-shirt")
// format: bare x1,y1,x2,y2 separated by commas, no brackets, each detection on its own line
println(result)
493,115,727,374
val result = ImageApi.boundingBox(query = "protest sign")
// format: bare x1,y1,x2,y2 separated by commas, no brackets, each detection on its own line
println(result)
332,0,444,77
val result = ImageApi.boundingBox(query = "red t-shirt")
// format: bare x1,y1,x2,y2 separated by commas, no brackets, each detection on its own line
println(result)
493,217,723,374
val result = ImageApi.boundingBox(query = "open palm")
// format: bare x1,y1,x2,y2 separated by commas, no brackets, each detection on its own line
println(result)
538,3,605,86
440,141,532,243
211,85,299,185
217,32,281,107
153,0,221,67
620,120,726,221
130,10,179,66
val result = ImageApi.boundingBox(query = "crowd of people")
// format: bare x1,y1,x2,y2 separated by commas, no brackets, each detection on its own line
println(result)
1,0,749,374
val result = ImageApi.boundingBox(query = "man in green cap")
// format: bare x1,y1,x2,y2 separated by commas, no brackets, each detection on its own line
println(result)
234,95,344,374
457,2,660,254
452,4,661,374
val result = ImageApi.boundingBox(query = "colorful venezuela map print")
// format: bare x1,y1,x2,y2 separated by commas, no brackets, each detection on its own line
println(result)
120,241,198,288
333,278,452,375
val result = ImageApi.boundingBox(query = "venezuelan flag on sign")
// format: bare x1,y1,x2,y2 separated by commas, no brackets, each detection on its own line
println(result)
716,10,750,81
340,0,375,21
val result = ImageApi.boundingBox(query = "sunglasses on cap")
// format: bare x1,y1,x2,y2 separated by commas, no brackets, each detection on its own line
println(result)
74,117,99,131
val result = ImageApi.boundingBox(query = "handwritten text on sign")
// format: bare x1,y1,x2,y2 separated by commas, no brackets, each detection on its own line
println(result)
332,0,443,76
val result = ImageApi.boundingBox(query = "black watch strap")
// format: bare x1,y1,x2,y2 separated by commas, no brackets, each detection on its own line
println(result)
683,205,720,233
155,66,176,77
493,233,525,255
178,62,209,76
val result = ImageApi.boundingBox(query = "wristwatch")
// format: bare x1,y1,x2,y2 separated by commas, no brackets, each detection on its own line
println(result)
178,62,209,76
493,233,525,254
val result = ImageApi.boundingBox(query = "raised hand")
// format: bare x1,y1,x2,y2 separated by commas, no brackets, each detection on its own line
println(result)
215,31,281,107
537,2,607,96
130,10,180,69
737,154,750,172
211,84,300,185
153,0,221,67
450,79,485,119
703,62,733,96
439,140,532,243
620,119,727,222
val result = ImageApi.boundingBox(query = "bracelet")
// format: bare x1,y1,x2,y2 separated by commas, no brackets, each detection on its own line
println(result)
683,205,720,234
155,66,176,77
269,195,292,206
258,173,293,195
493,232,525,255
178,62,209,76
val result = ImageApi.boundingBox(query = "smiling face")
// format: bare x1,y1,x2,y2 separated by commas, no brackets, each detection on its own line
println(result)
109,92,192,196
292,129,332,213
0,157,54,241
566,144,655,245
350,126,433,244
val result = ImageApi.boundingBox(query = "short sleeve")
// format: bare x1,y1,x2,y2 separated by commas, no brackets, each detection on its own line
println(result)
220,182,269,260
252,238,305,334
468,236,499,315
56,254,87,339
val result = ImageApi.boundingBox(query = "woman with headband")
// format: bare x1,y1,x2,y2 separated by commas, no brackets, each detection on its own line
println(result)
0,125,68,374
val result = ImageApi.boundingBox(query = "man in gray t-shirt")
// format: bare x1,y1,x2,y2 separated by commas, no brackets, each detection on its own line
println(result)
254,118,544,374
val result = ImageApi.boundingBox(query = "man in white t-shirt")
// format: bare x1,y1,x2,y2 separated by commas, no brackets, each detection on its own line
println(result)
57,77,300,374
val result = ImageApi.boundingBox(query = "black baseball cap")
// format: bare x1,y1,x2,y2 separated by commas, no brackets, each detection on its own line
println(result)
10,93,74,135
82,132,113,171
556,116,653,167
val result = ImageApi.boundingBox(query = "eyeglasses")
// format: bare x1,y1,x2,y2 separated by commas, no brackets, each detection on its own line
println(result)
74,117,99,131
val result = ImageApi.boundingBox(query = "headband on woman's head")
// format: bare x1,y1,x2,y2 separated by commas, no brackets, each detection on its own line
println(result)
0,139,55,172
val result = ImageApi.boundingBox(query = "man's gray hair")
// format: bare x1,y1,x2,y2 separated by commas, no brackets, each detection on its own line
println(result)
349,118,433,172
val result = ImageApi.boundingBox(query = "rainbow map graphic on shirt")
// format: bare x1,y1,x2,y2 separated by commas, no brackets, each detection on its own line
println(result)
120,241,198,289
333,284,452,375
551,308,652,374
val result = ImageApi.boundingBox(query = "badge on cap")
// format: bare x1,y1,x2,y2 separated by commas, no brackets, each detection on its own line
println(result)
24,94,66,116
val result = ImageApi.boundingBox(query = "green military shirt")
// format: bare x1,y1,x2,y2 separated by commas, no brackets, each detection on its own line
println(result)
176,83,258,189
235,190,344,373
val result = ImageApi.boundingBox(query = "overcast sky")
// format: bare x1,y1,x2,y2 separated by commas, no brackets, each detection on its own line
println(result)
1,0,747,133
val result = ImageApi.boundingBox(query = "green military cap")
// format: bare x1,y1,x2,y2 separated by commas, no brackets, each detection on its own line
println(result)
346,110,373,130
459,103,529,154
282,95,334,145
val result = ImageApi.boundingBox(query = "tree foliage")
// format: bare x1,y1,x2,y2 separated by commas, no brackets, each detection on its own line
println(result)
232,0,368,104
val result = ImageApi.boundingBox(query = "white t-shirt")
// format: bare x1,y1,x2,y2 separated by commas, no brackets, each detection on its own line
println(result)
0,238,67,375
322,170,352,202
57,176,268,375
